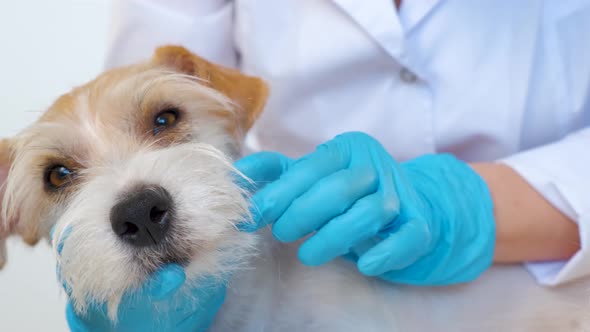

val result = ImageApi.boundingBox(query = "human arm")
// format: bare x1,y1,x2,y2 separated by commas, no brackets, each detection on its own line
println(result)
471,163,579,263
236,129,590,286
495,127,590,285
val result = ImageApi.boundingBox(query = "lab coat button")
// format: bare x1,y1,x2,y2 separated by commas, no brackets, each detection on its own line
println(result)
400,67,418,83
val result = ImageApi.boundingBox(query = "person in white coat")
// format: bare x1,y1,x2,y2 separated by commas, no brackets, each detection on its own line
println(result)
63,1,590,330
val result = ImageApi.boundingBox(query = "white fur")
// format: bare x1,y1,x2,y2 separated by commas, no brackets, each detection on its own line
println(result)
213,238,590,331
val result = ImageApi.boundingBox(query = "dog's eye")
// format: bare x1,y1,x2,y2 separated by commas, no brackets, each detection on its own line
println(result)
153,108,179,134
45,165,74,189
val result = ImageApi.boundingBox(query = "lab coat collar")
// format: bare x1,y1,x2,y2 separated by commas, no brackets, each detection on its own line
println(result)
332,0,405,58
399,0,443,33
332,0,442,58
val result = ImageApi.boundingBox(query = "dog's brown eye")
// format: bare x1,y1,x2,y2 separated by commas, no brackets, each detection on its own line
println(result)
45,165,74,189
153,108,179,134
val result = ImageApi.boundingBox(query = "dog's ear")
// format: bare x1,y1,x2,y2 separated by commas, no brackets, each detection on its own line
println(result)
152,45,269,132
0,139,13,269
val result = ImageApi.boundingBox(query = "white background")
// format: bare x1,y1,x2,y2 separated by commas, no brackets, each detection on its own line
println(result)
0,1,111,330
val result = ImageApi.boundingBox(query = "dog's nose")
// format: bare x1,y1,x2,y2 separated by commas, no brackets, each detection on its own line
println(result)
110,185,173,247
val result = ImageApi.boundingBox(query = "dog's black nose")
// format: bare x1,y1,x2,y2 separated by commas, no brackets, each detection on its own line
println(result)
110,185,173,247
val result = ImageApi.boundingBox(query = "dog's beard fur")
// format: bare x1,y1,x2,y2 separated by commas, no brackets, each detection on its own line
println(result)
51,143,257,320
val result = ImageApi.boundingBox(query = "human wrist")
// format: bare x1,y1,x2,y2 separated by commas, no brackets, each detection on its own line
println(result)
470,162,579,263
400,154,496,282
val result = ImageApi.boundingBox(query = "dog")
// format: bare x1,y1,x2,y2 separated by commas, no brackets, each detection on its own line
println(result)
0,46,588,331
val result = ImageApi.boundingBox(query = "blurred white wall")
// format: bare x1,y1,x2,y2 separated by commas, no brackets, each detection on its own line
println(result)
0,1,111,330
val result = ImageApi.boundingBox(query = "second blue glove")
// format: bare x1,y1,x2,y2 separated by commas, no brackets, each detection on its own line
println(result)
235,132,495,285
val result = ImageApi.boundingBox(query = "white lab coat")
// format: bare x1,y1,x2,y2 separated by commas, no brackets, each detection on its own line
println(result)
105,0,590,286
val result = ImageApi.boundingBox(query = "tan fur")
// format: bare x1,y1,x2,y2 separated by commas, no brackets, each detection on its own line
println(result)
152,45,269,133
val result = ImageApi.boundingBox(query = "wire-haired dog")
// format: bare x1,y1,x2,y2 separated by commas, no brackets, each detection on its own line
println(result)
0,46,588,331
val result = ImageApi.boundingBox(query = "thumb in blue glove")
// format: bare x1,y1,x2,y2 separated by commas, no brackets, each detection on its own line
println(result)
235,132,495,285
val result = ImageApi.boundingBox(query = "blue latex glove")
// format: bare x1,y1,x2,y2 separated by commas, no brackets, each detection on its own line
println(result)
236,132,495,285
51,227,226,332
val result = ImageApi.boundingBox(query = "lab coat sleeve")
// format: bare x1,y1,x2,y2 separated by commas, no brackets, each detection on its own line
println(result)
501,127,590,286
104,0,236,69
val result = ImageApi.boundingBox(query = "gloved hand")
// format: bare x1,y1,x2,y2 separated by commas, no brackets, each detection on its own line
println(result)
236,132,495,285
51,227,226,332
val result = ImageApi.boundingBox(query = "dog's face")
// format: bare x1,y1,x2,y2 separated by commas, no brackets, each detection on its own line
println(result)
0,46,267,317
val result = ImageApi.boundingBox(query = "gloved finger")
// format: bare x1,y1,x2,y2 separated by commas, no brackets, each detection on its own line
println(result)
52,224,73,295
140,263,186,301
175,311,214,332
56,265,73,297
65,302,92,332
175,313,204,332
174,286,226,332
233,152,292,192
245,144,349,232
357,219,431,276
297,193,398,266
49,224,57,241
343,236,381,262
50,225,72,255
272,167,379,242
234,152,293,231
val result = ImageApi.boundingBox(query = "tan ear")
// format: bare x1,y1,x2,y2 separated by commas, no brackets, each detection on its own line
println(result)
0,138,12,269
151,45,269,132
